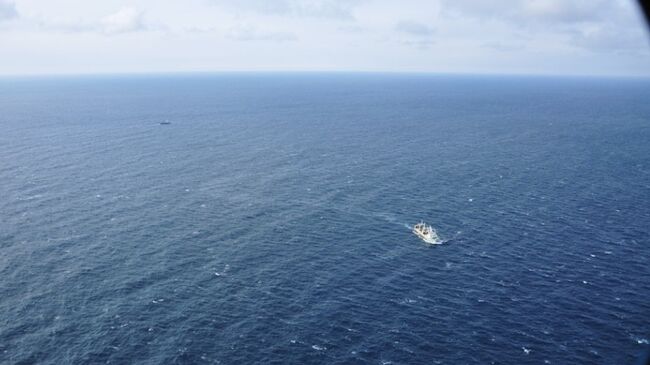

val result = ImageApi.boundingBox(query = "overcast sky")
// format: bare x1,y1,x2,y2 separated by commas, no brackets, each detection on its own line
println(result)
1,0,649,76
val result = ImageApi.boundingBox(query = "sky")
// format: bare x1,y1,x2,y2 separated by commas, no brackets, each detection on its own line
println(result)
1,0,649,76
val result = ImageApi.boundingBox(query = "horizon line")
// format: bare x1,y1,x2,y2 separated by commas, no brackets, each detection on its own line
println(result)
1,69,649,80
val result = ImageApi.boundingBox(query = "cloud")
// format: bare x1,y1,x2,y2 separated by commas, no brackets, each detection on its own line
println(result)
32,7,157,35
440,0,614,25
395,21,435,36
227,25,297,41
0,0,18,22
210,0,363,20
337,24,365,33
520,0,610,24
482,42,525,52
439,0,649,53
37,21,96,33
395,20,435,49
293,0,362,19
37,6,157,35
569,24,649,53
100,7,146,34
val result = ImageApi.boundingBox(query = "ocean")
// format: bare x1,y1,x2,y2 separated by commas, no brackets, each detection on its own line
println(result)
1,73,649,364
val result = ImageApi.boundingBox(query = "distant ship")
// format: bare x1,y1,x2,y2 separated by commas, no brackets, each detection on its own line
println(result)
413,221,441,244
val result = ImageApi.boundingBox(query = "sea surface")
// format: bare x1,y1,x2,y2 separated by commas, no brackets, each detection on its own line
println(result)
1,73,649,364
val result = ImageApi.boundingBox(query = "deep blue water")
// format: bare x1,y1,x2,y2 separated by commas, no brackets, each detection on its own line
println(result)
1,73,649,364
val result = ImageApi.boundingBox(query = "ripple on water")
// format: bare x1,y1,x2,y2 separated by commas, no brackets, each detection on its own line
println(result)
0,75,649,365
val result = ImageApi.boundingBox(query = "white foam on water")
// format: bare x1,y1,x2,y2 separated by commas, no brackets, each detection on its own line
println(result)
18,194,43,201
311,345,326,351
214,264,230,277
522,347,531,354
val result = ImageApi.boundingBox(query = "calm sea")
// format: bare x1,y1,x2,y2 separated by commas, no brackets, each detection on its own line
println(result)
1,73,649,364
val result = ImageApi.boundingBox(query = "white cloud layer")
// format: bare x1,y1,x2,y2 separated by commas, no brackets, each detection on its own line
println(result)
210,0,363,19
100,7,146,34
0,0,17,21
441,0,614,24
227,25,297,41
395,21,435,36
0,0,648,76
394,20,436,49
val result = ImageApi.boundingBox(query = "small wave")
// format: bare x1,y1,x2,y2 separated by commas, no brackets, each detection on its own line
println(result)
311,345,326,351
17,194,43,201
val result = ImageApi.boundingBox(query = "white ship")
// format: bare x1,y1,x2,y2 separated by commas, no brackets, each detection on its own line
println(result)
413,221,441,244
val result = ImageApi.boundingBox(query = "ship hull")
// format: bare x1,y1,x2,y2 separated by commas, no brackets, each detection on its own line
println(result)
413,229,441,244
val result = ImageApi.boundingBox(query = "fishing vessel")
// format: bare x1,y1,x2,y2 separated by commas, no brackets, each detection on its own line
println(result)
413,221,441,244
